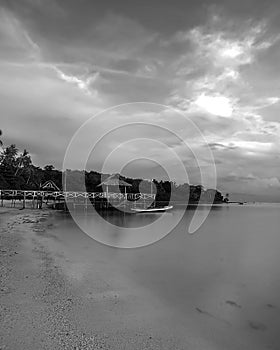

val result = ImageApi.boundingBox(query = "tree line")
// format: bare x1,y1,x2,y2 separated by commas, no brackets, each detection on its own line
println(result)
0,136,225,204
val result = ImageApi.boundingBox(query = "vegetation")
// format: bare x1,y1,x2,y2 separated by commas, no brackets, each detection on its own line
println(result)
0,141,225,204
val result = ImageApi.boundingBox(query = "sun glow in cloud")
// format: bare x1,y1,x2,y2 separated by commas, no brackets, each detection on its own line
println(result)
220,45,243,58
195,94,233,117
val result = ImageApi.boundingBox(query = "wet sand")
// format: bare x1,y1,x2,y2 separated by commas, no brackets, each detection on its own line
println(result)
0,208,98,349
0,208,185,350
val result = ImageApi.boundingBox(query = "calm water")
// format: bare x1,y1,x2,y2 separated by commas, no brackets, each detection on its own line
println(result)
47,204,280,349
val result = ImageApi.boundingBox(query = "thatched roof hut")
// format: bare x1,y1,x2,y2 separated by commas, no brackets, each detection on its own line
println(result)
97,174,132,188
40,180,61,191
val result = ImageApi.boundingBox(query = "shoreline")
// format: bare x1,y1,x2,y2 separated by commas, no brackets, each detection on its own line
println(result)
0,207,106,349
0,207,186,349
1,206,278,350
0,208,119,350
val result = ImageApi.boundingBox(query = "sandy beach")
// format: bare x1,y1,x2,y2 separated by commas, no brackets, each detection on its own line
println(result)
0,208,97,349
0,208,185,350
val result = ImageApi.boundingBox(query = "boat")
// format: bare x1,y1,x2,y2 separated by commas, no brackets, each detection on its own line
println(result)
131,205,173,213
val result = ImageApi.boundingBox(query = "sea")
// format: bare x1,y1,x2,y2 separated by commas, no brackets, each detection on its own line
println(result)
45,203,280,349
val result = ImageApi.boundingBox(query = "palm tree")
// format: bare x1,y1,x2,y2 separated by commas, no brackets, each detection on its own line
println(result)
0,144,18,166
0,144,18,188
15,149,32,176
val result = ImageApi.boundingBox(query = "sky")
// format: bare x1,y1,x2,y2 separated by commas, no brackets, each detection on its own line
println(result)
0,0,280,201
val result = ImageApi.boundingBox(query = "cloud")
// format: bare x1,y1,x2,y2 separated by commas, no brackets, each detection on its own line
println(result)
194,94,233,117
0,1,280,199
0,62,103,164
50,65,100,95
0,8,40,62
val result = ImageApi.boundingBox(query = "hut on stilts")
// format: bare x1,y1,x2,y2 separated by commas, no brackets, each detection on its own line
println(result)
97,174,132,210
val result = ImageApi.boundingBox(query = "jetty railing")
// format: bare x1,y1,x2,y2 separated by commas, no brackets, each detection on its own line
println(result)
0,190,156,209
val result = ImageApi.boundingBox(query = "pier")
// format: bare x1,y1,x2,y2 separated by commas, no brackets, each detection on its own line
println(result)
0,189,156,210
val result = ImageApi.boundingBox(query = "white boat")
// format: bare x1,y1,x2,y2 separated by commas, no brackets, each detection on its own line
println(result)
131,205,173,213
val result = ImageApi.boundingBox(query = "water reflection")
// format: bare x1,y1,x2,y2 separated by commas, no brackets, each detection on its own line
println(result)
52,204,280,349
97,210,161,228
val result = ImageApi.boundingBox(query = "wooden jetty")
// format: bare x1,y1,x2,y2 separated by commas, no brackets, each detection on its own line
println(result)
0,189,156,211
